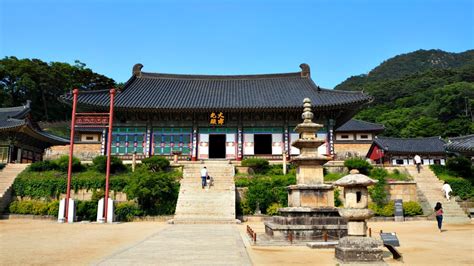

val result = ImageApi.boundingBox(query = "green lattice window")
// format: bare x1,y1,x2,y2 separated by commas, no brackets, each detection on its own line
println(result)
244,127,283,133
112,127,147,155
153,127,192,155
199,127,237,134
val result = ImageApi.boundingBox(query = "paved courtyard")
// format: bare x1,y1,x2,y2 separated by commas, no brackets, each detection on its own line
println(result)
0,219,473,265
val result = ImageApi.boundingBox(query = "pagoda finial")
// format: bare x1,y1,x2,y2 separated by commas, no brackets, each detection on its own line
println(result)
133,63,143,77
302,98,314,123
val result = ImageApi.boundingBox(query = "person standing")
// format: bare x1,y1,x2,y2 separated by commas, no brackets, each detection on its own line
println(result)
414,154,422,173
200,166,208,189
434,202,443,232
442,182,453,201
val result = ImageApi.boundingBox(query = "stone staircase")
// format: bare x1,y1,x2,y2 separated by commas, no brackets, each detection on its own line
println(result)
406,165,470,223
173,162,237,224
0,164,29,212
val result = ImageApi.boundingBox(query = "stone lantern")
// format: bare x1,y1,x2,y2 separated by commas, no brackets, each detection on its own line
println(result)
334,169,383,262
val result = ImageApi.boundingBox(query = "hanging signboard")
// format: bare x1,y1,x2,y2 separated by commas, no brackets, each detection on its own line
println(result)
210,112,225,125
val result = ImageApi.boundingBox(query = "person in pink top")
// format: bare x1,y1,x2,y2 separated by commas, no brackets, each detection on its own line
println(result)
434,202,443,232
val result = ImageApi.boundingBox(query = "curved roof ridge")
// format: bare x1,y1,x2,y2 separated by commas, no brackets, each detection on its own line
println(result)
376,136,442,140
139,71,303,80
448,134,474,141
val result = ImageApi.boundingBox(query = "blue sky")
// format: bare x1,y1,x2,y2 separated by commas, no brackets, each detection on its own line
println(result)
1,0,473,88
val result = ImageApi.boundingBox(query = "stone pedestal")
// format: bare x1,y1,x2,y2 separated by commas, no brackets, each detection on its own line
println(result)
335,237,384,262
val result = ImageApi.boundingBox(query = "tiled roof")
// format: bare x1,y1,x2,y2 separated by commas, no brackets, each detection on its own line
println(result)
374,136,446,154
446,135,474,155
0,103,69,145
336,119,385,133
60,64,373,112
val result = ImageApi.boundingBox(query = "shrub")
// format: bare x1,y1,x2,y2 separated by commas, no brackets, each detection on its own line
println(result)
29,160,57,172
334,188,342,207
141,156,170,172
244,175,296,214
266,202,282,216
237,198,252,215
344,158,373,175
324,172,344,182
9,200,58,216
241,158,269,174
369,168,387,207
115,201,143,222
403,201,423,216
235,177,251,187
54,155,83,172
76,200,98,221
446,156,472,178
92,155,127,173
125,168,180,215
369,201,394,216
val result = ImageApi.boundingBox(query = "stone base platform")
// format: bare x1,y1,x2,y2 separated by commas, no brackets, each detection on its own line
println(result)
264,207,347,242
335,236,384,263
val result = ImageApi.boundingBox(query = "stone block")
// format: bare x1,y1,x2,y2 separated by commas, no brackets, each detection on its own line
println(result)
347,221,367,236
335,236,384,263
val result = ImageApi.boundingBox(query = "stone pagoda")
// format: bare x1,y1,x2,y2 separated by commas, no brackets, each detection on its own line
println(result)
264,98,347,242
334,169,384,263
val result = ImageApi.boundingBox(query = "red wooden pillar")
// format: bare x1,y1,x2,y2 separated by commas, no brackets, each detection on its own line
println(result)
103,89,116,222
65,89,78,221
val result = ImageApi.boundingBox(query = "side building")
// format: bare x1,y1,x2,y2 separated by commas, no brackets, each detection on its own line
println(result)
366,136,447,165
0,101,69,163
60,64,372,161
334,119,384,159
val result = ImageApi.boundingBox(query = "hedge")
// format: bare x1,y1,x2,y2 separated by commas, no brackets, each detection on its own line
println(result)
369,201,423,217
12,170,131,199
9,200,59,216
344,158,373,175
241,158,269,174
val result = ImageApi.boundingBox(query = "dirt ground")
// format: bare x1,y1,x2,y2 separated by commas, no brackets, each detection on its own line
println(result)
0,219,473,265
239,220,474,265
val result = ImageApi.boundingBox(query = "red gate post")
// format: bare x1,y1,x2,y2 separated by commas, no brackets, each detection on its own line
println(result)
103,89,116,222
65,89,79,222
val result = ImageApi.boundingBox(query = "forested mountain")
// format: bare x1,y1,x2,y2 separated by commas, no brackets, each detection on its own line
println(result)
0,57,116,121
335,49,474,138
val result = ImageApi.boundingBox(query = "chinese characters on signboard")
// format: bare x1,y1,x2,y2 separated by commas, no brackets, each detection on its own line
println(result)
210,112,225,125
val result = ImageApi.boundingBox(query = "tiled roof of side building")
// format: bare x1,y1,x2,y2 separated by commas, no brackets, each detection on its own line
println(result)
336,119,385,133
374,136,446,154
60,64,373,112
446,134,474,154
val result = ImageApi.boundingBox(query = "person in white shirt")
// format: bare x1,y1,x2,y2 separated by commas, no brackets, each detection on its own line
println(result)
200,166,208,189
414,154,422,173
442,182,453,201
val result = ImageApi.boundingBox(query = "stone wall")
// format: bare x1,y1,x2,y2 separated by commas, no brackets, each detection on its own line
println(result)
45,144,102,161
334,143,372,159
17,189,128,202
386,181,417,202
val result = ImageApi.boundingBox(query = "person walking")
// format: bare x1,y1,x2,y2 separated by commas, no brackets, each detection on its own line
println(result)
442,182,453,201
414,154,422,173
200,166,208,189
434,202,443,232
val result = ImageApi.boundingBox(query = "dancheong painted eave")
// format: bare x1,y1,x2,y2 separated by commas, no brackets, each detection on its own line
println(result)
59,63,373,112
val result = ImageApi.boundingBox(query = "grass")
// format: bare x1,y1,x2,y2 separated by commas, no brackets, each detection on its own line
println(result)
324,172,345,181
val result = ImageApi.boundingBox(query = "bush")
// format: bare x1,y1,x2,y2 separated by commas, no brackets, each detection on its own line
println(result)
9,200,58,216
235,177,251,187
92,155,127,173
446,156,472,178
54,155,83,172
76,200,98,221
266,202,282,216
141,156,170,172
237,198,252,215
403,201,423,216
324,172,344,182
369,168,387,207
244,175,296,214
369,201,394,216
29,160,57,172
334,188,342,207
241,158,269,174
125,168,180,215
344,158,373,175
115,201,143,222
0,163,5,170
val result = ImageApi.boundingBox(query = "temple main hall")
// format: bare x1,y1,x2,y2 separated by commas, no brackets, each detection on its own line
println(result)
60,63,372,161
